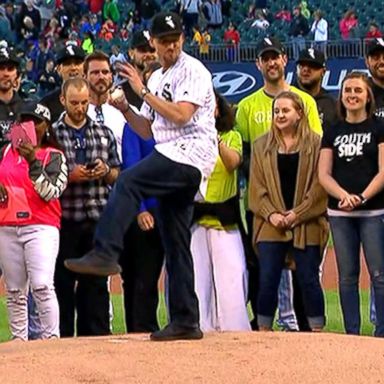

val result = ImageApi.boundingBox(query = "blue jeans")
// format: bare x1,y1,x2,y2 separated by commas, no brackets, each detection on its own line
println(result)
314,41,327,58
276,269,299,331
291,36,306,60
226,47,238,62
28,290,41,340
257,241,325,329
94,150,201,328
329,215,384,337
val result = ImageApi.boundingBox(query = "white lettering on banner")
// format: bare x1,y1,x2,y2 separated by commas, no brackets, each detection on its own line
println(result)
321,69,370,91
212,71,256,96
209,62,368,99
285,72,294,85
322,69,347,91
334,133,372,160
211,69,354,98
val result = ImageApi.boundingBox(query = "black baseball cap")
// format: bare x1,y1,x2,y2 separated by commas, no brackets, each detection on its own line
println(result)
130,29,153,51
297,48,326,68
366,38,384,56
256,37,285,57
56,43,86,65
19,102,51,123
0,46,20,67
150,12,183,38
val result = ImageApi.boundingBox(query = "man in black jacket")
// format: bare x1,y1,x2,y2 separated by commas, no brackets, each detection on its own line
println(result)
295,48,337,129
365,39,384,120
140,0,160,29
0,46,23,150
40,43,85,124
289,6,309,60
122,29,157,106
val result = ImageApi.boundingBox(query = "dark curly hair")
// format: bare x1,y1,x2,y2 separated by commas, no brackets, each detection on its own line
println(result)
214,90,234,132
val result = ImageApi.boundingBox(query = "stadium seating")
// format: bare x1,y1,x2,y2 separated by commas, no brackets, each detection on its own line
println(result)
225,0,384,43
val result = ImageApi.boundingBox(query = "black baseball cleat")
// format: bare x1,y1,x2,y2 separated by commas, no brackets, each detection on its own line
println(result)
150,323,203,341
64,249,121,276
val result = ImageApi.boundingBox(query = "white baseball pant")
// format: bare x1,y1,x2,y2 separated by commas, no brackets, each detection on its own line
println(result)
191,224,251,332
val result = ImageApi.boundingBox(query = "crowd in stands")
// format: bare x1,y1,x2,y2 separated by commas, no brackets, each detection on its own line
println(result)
0,3,384,342
2,1,384,100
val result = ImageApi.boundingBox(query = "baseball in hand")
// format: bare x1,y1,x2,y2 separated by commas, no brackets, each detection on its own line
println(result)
110,87,125,103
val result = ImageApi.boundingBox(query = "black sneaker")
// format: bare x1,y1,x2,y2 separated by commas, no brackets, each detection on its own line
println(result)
150,323,203,342
64,249,121,276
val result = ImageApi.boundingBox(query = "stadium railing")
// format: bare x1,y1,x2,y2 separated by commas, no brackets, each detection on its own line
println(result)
186,38,374,62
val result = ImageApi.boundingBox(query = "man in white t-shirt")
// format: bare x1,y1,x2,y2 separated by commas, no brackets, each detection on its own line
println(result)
84,50,126,161
65,12,218,341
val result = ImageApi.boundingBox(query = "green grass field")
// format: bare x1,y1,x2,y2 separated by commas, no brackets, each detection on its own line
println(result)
0,290,374,342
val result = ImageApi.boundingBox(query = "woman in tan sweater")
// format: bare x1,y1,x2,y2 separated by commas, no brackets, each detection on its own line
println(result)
249,91,328,331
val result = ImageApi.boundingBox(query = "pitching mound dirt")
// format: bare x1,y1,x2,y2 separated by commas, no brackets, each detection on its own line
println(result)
0,331,382,384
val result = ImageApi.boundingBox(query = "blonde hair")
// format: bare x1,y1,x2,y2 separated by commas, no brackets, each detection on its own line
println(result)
264,91,317,154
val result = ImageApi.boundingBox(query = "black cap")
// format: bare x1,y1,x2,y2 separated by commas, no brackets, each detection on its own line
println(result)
130,30,152,50
0,46,20,67
150,12,183,38
297,48,326,68
19,102,51,123
366,38,384,56
56,43,85,65
256,37,285,57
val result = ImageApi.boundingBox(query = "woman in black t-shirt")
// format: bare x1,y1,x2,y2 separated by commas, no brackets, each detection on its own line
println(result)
319,72,384,337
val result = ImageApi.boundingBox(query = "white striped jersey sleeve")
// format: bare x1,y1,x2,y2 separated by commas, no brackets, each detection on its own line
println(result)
140,68,162,121
29,151,68,201
173,57,211,107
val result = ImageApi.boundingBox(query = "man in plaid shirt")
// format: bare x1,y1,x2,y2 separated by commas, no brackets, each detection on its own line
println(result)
52,78,120,337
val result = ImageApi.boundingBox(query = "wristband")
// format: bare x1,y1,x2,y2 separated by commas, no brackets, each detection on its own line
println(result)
140,86,151,99
358,194,368,205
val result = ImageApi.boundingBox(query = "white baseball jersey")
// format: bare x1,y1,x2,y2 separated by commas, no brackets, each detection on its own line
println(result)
88,103,126,162
140,51,218,198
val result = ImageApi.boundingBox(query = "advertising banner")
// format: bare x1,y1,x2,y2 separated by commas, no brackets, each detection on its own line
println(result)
207,59,368,104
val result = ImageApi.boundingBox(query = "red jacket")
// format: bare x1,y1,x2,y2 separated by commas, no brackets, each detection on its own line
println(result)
0,146,63,228
339,17,358,39
224,29,240,46
89,0,104,14
366,30,383,39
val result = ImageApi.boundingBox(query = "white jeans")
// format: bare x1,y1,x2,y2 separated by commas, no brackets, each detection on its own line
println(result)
191,225,251,332
0,225,60,340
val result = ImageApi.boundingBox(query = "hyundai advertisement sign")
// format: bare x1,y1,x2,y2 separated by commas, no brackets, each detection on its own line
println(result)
206,59,368,103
